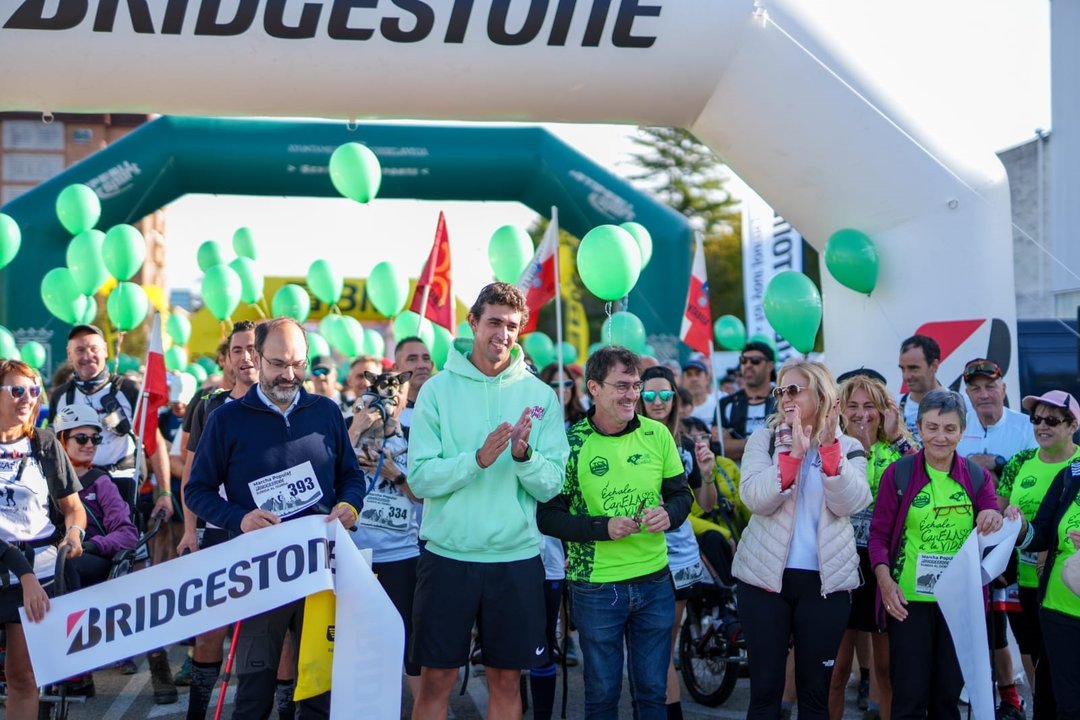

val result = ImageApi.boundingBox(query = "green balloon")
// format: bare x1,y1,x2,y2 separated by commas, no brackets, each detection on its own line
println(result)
102,224,145,281
307,331,331,361
55,184,101,235
431,324,453,370
577,225,642,301
165,345,188,372
307,259,343,306
233,227,257,260
456,321,473,340
106,282,149,332
559,341,578,365
643,343,657,358
228,257,264,305
202,264,242,321
185,365,208,384
319,315,345,353
0,327,18,360
367,261,409,317
66,229,108,295
20,341,46,369
117,354,140,374
329,143,382,203
166,313,192,346
272,284,311,323
335,316,364,358
620,222,653,268
0,214,22,270
763,271,822,354
77,295,98,325
195,356,220,374
393,311,436,350
522,332,555,368
588,341,606,357
748,334,779,358
197,240,225,272
713,315,747,351
40,268,86,324
487,225,533,283
601,311,647,353
825,228,879,294
363,328,385,358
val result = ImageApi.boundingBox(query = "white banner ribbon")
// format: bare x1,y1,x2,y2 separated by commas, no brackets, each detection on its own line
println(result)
21,517,404,719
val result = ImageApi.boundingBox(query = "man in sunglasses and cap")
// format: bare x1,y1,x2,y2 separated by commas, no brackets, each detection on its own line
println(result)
717,341,777,463
308,355,347,415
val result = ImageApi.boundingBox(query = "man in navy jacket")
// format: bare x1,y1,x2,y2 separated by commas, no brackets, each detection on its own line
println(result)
186,317,365,719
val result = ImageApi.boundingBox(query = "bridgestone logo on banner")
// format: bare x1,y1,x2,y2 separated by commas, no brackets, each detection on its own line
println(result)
22,517,404,719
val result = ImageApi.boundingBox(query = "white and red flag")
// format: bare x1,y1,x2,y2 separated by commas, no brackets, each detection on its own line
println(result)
134,313,169,456
680,234,713,357
516,218,559,334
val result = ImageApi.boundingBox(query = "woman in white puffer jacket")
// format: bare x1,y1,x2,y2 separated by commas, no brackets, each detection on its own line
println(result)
731,359,871,720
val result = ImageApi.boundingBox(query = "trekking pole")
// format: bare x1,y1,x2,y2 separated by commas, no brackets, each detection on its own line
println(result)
213,620,243,720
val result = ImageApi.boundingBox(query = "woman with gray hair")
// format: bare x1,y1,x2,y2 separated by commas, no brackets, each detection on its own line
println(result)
868,389,1006,719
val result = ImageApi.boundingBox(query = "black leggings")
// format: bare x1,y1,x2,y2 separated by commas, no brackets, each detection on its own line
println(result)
888,602,963,720
1039,608,1080,720
737,570,851,720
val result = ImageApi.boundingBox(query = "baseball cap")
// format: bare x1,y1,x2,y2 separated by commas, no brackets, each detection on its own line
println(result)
682,359,709,374
168,372,197,406
962,358,1002,383
1022,390,1080,424
68,324,105,341
310,355,334,372
741,341,775,362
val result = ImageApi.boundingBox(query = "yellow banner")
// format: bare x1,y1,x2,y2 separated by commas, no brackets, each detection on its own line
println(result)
559,245,589,363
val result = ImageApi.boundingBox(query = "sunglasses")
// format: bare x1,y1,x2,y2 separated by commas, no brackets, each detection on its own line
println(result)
641,390,675,403
71,433,104,446
1,385,41,400
311,368,331,378
962,360,1001,382
772,384,807,399
740,355,766,366
1030,414,1067,427
549,380,575,389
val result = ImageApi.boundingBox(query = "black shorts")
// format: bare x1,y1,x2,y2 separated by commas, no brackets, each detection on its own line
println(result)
410,551,546,670
849,549,881,633
372,556,420,677
0,575,62,624
1007,586,1042,656
987,605,1009,651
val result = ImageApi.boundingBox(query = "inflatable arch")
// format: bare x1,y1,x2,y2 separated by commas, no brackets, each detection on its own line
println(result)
0,0,1017,396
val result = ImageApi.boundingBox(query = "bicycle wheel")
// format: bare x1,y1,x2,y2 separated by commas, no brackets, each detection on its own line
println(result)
679,601,740,706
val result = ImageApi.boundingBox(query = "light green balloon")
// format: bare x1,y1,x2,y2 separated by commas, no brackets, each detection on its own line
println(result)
363,328,385,358
620,222,653,268
329,143,383,203
228,257,264,305
319,315,345,353
825,228,878,295
195,356,220,375
40,268,86,324
166,313,192,346
577,225,642,301
0,327,18,360
197,240,225,272
587,341,606,357
713,315,747,351
201,264,242,321
307,259,343,306
103,224,145,281
522,332,555,368
393,311,435,350
335,316,364,358
747,334,779,358
184,365,207,385
457,321,473,340
367,261,409,317
272,284,311,323
431,324,453,370
117,354,140,374
0,214,22,270
233,227,257,260
55,184,101,235
66,229,108,295
601,311,647,353
487,225,533,283
763,271,822,354
106,282,149,332
19,341,46,369
77,295,98,325
307,332,331,361
559,341,578,365
165,345,188,372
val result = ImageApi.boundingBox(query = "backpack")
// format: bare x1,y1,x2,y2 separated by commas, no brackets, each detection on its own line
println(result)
890,453,987,499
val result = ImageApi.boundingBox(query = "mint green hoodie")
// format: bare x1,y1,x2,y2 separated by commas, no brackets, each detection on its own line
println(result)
407,339,570,562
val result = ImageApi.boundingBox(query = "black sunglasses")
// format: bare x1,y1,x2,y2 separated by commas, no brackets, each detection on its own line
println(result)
772,384,807,399
71,433,104,446
549,380,575,389
740,355,766,366
1030,414,1067,428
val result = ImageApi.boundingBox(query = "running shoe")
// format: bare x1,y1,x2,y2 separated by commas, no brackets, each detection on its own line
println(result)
173,654,193,687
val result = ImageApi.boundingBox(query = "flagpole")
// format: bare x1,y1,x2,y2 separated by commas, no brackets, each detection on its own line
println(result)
551,207,565,387
415,213,442,337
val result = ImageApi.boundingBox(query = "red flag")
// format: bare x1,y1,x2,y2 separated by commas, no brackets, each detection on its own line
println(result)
409,212,455,330
516,219,559,334
680,235,713,357
135,313,169,456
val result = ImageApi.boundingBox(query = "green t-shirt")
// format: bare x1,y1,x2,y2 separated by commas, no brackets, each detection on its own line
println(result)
852,441,902,548
1043,492,1080,618
1000,447,1080,587
563,415,685,583
896,464,973,603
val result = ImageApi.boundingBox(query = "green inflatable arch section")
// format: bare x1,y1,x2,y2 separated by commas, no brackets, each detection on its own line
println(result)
0,116,693,361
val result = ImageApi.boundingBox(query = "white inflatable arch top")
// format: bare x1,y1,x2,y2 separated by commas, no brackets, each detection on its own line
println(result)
0,0,1015,395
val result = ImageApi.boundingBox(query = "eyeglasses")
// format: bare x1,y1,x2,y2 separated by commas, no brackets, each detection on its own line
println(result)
262,357,309,373
933,504,972,518
600,380,644,395
549,380,575,389
1031,414,1067,427
740,355,767,366
71,433,103,446
311,367,331,378
641,390,675,403
772,384,807,399
1,385,41,400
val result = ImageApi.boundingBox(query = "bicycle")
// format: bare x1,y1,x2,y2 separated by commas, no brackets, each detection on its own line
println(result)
678,560,747,706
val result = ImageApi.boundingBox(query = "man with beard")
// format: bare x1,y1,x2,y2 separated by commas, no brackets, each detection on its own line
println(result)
717,341,777,463
394,336,433,438
186,317,365,719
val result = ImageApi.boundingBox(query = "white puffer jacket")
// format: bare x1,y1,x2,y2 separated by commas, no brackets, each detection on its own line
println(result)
732,428,871,595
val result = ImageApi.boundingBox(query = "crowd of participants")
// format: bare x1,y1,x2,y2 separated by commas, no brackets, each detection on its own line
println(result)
0,282,1078,720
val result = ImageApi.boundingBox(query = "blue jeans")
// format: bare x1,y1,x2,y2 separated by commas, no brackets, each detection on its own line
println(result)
570,574,675,720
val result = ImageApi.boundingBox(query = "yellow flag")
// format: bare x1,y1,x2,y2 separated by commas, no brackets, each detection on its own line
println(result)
559,244,589,362
294,590,335,701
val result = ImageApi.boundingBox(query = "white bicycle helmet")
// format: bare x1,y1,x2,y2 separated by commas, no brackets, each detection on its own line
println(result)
53,404,104,433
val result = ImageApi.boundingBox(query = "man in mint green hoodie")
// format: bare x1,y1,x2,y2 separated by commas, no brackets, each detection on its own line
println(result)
408,282,570,720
